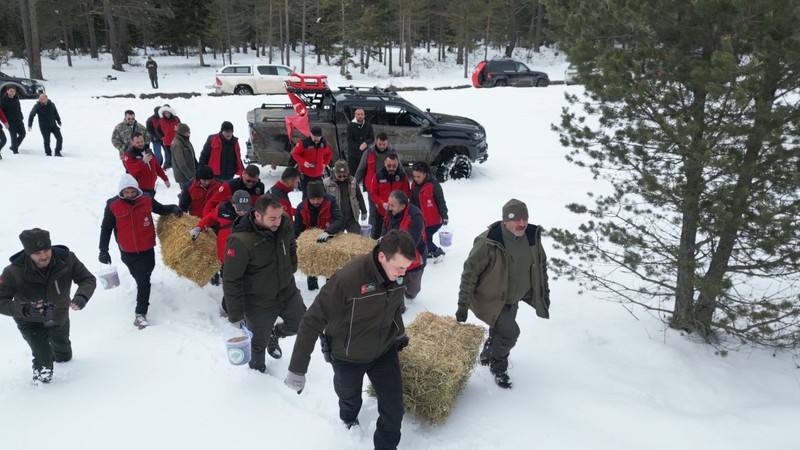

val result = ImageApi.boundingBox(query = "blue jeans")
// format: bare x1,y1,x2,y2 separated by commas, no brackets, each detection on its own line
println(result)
151,141,163,165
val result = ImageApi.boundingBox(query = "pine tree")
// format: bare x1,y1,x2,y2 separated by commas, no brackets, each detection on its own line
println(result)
544,0,800,347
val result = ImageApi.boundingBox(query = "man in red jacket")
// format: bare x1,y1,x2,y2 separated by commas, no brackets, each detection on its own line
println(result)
202,164,265,217
293,181,345,291
178,165,221,217
98,174,183,329
199,121,244,182
292,126,332,199
123,132,171,197
268,166,301,219
368,153,411,239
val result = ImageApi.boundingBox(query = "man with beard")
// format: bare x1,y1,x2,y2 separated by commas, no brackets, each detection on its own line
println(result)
345,108,374,176
456,199,551,389
223,196,306,372
123,132,171,197
324,159,367,234
202,164,264,217
199,121,244,182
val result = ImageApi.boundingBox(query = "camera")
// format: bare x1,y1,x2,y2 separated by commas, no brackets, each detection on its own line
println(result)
318,333,332,363
43,303,57,328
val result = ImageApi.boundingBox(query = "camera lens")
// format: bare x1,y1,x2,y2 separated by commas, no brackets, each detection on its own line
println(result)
43,303,57,328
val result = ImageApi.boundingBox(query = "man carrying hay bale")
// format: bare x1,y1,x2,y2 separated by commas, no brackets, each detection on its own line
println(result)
178,165,221,218
284,229,417,450
269,167,301,219
382,190,427,300
294,181,345,291
456,199,551,389
98,174,183,329
202,164,265,217
223,196,306,372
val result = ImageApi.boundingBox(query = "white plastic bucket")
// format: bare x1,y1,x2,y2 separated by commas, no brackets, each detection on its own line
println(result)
360,224,373,238
439,228,453,247
97,264,120,290
224,325,253,366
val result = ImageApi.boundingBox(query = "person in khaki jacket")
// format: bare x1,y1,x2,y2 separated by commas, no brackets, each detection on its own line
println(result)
284,229,416,450
323,159,367,234
456,199,550,389
111,110,150,159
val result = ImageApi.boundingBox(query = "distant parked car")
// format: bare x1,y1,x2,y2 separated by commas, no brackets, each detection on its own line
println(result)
213,64,294,95
564,64,579,85
0,71,46,99
471,59,549,88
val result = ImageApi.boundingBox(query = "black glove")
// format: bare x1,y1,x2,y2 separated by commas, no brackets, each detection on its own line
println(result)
172,206,183,217
71,295,88,310
22,300,45,318
98,250,111,264
442,219,449,226
455,305,469,323
395,333,409,352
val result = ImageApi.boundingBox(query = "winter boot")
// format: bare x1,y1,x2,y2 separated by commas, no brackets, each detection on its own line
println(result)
267,325,283,359
134,314,149,330
54,151,62,157
344,419,360,429
32,367,53,384
432,247,446,264
210,271,221,286
479,337,492,366
490,358,512,389
307,276,319,291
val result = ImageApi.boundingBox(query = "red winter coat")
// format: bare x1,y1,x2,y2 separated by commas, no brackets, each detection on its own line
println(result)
384,204,426,271
182,178,222,217
292,137,332,178
123,148,169,191
200,134,243,179
369,168,411,218
159,115,181,146
107,196,158,253
269,181,295,220
197,202,238,263
202,178,265,217
411,180,443,227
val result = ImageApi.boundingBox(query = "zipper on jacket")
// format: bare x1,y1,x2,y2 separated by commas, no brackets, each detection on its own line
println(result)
375,291,390,358
54,279,61,295
281,240,286,255
345,299,356,356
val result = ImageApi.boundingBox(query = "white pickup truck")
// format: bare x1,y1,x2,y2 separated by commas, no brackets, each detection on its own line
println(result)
213,64,294,95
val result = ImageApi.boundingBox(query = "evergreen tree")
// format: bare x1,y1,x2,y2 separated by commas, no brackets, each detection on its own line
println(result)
544,0,800,347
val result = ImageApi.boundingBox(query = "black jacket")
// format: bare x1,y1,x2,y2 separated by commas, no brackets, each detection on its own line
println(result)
346,120,374,154
0,93,23,123
146,108,162,142
27,100,62,129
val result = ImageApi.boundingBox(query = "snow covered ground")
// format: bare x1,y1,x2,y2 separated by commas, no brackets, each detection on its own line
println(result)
1,48,798,450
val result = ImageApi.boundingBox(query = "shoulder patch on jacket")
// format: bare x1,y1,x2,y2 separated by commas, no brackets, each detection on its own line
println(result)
218,186,225,193
360,282,376,294
226,248,236,257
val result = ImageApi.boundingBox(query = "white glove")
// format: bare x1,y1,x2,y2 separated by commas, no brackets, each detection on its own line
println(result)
317,231,332,242
284,371,306,394
189,227,202,241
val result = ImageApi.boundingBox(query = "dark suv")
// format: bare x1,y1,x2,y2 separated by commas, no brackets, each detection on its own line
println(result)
0,71,46,99
246,85,488,181
472,59,549,88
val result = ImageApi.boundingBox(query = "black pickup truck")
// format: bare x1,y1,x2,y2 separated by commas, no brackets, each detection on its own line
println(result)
245,85,488,181
0,71,46,99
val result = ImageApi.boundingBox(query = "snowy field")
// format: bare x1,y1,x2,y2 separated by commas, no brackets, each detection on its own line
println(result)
0,48,798,450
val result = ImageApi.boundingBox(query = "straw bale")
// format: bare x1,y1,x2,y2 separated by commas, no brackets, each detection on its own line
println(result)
156,214,220,287
369,311,486,425
296,228,375,278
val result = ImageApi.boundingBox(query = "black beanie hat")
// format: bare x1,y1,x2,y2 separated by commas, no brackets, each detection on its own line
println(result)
310,126,323,137
196,165,214,180
307,181,325,199
19,228,51,255
220,121,234,132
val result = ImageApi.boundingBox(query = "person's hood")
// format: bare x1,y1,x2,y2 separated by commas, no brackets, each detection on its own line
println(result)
159,105,177,118
117,174,143,198
153,106,161,115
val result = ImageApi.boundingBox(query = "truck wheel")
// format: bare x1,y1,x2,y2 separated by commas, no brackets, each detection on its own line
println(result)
494,79,508,87
234,85,254,95
536,78,549,87
436,154,472,182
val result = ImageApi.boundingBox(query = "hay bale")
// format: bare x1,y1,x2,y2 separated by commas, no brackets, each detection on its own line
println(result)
296,228,375,278
370,311,486,425
156,214,220,287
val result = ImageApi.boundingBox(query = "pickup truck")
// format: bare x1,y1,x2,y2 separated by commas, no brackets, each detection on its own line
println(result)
0,71,46,99
245,85,488,181
214,63,295,95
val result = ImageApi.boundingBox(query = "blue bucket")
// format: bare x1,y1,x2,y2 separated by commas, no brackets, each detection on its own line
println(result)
224,326,253,366
438,228,453,247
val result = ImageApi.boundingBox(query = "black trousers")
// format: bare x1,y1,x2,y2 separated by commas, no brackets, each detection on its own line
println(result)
18,320,72,373
0,127,7,151
162,145,172,168
149,74,159,89
41,125,63,155
120,249,156,315
244,288,306,371
332,347,404,450
368,198,384,239
8,121,25,151
347,150,361,178
300,175,322,200
489,303,521,372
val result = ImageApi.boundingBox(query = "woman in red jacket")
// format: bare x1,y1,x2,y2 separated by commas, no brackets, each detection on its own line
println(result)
410,162,449,263
157,104,180,170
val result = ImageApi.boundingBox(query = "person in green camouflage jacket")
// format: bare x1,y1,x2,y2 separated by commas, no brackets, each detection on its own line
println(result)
111,110,150,159
0,228,96,384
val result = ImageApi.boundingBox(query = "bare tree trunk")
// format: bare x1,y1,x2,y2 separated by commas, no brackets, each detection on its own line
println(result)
198,37,206,66
532,0,543,52
83,1,99,58
285,0,290,66
278,1,284,65
504,0,518,57
18,0,34,76
28,0,43,78
117,15,129,65
399,13,404,77
301,0,306,73
102,0,123,71
64,26,73,67
388,42,392,74
269,2,274,63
